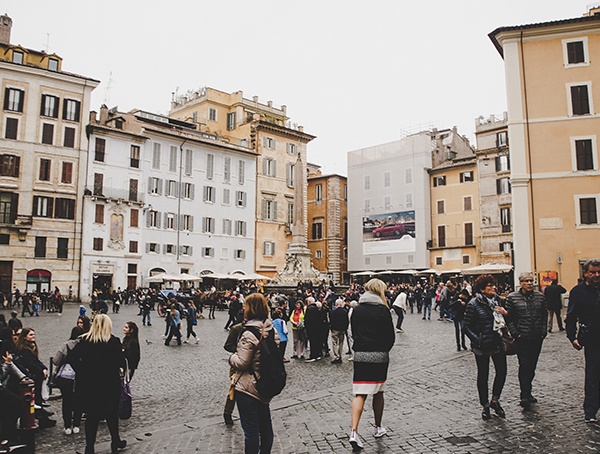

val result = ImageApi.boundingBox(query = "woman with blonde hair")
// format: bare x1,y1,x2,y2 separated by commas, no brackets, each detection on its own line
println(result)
348,279,395,451
229,293,278,454
71,314,126,454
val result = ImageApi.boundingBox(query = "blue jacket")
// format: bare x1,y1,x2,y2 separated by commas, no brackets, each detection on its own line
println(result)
272,317,288,342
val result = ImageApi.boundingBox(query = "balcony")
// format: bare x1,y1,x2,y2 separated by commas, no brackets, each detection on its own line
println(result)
428,236,478,250
86,186,145,204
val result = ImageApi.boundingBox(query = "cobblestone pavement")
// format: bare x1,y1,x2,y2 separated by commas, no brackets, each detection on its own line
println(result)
12,303,600,453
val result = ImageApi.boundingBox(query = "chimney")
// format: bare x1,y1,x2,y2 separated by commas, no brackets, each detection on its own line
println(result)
0,15,12,45
99,104,109,124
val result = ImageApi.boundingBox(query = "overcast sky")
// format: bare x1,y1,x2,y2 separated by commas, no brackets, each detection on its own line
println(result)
4,1,594,174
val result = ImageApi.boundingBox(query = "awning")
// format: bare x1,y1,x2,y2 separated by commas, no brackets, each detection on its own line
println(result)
461,264,513,275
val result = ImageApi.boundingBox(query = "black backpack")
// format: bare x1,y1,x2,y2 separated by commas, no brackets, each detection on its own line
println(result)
245,326,287,399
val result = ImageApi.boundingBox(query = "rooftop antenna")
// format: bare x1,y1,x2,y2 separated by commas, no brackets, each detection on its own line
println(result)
44,33,50,53
104,71,113,105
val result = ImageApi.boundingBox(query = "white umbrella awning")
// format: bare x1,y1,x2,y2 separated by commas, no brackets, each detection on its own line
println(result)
202,272,238,280
175,273,203,282
416,268,440,275
236,273,272,281
352,271,375,276
462,264,513,275
146,273,179,283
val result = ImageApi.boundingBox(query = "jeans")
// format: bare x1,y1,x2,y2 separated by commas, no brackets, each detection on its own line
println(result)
165,324,182,345
547,308,563,331
474,352,507,406
186,321,197,339
454,319,466,348
59,381,82,428
331,330,345,360
392,306,404,329
143,311,151,325
584,344,600,418
422,303,431,319
235,391,273,454
85,409,120,454
516,338,543,399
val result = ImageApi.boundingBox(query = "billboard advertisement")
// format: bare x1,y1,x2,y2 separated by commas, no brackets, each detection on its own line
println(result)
362,210,415,255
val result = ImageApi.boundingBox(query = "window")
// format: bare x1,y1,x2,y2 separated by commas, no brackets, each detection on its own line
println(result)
385,256,392,265
149,177,161,195
406,193,413,208
130,209,139,227
164,244,175,254
384,172,391,187
263,137,275,149
222,218,232,235
4,88,24,112
202,247,214,258
564,39,587,65
570,84,591,116
579,197,598,225
460,171,474,183
147,210,159,228
236,191,246,207
234,249,245,259
63,127,75,148
316,250,323,260
185,149,193,175
433,175,446,187
364,175,371,190
91,174,103,196
206,154,214,179
235,220,247,237
384,196,391,210
209,108,217,121
312,219,323,240
166,180,178,197
94,204,104,223
95,138,106,162
316,184,322,202
35,237,47,258
152,143,161,169
238,160,245,184
129,179,138,202
287,202,294,226
57,238,68,259
182,214,193,231
227,112,236,130
405,168,412,184
263,241,275,256
180,245,192,256
462,255,471,265
128,264,138,274
435,256,443,266
262,200,277,220
165,212,176,230
129,241,138,253
286,163,295,187
144,242,158,253
61,162,73,184
500,242,513,252
202,217,215,233
575,139,595,171
437,225,446,247
203,186,216,203
33,196,53,217
169,146,177,172
464,196,472,211
496,178,511,194
464,222,473,246
5,118,17,139
40,94,59,118
0,155,19,177
364,199,371,213
62,99,80,122
41,123,54,145
437,200,445,214
93,238,103,251
287,143,297,154
55,198,75,219
495,155,510,172
182,182,194,199
12,51,23,64
263,158,276,177
223,157,231,183
130,145,140,168
48,58,58,71
501,207,511,233
0,193,16,224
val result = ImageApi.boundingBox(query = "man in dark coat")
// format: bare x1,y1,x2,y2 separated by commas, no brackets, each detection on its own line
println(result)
224,295,242,330
544,279,566,332
506,272,547,408
330,298,349,363
304,297,322,362
566,258,600,422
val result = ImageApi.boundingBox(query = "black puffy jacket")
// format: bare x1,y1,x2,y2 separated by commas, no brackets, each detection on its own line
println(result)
505,290,547,340
463,293,503,355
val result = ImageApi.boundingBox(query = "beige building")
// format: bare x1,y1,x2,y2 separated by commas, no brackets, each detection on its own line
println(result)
169,87,315,278
307,165,348,284
474,113,513,267
490,9,600,287
0,15,98,296
429,131,480,271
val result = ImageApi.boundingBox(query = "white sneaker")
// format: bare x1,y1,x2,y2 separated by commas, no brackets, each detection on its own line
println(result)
195,338,200,344
349,429,363,451
64,427,72,435
373,426,387,438
72,426,80,434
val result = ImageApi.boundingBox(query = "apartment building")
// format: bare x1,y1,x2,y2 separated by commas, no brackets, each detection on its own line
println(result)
474,113,513,267
0,15,98,296
169,87,315,278
82,106,256,298
307,164,348,284
490,9,600,286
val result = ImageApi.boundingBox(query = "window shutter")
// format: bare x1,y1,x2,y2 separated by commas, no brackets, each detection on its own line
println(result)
263,241,268,255
273,201,278,220
40,95,46,116
261,200,266,220
13,156,20,177
162,244,167,254
147,177,153,193
242,222,246,237
272,159,277,177
496,179,501,195
163,212,168,227
263,158,268,175
189,216,194,232
263,137,268,147
146,212,151,227
157,179,163,195
203,186,207,202
173,214,178,230
156,212,162,228
62,100,68,120
242,192,246,207
146,243,150,253
3,88,9,110
10,193,18,222
495,157,500,171
74,101,81,122
190,184,195,200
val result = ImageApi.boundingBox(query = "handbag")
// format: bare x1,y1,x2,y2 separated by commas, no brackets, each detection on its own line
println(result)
500,329,518,355
51,363,76,388
577,324,589,346
118,360,132,420
297,321,305,330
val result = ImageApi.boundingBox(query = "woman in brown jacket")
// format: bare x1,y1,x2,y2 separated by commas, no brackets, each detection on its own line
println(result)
229,293,277,454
